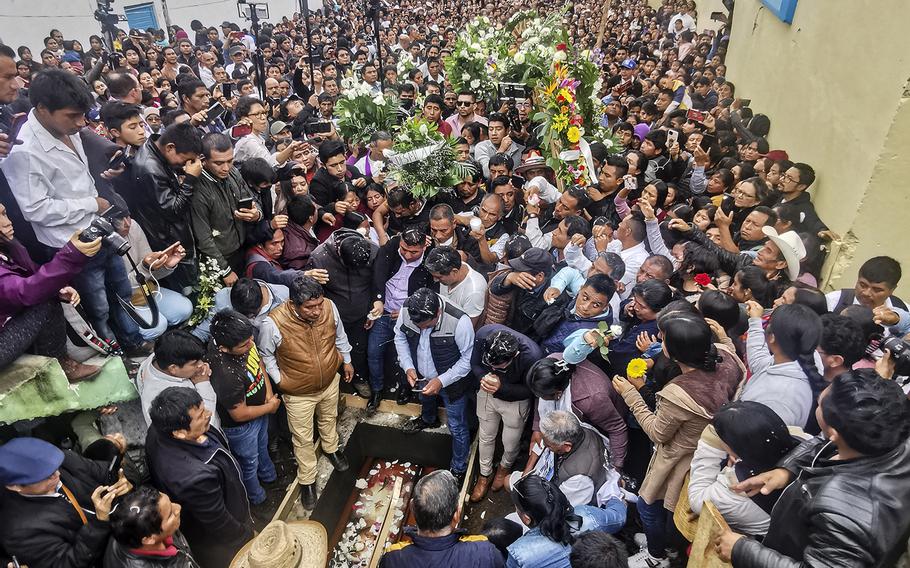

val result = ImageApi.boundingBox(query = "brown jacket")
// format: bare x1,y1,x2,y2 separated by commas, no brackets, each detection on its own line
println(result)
268,298,343,395
621,348,743,511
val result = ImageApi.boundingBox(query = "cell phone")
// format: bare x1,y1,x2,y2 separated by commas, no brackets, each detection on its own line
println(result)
108,151,127,169
614,80,633,95
237,197,255,210
686,109,707,123
667,129,679,146
740,98,752,108
593,216,609,227
231,123,252,138
305,120,332,134
221,82,232,100
700,133,716,151
162,241,182,256
106,453,123,484
719,97,734,107
710,11,727,22
624,175,638,190
3,112,27,142
203,101,224,124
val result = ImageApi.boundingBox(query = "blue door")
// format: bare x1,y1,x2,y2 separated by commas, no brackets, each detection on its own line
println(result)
124,2,158,31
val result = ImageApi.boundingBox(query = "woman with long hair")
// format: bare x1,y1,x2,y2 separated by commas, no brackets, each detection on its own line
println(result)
506,474,625,568
612,313,743,566
688,401,800,536
739,301,824,429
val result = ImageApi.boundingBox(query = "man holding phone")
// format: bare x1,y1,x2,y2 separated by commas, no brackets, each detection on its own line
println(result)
192,133,278,286
177,78,224,135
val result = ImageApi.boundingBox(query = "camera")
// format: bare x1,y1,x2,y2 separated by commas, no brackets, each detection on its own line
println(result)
881,336,910,377
79,206,130,256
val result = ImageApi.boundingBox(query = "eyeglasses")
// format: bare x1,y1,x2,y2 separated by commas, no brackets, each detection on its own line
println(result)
780,173,798,183
248,110,268,118
456,101,474,107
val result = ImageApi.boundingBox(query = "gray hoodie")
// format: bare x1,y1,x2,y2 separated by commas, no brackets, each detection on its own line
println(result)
738,317,823,428
136,355,221,430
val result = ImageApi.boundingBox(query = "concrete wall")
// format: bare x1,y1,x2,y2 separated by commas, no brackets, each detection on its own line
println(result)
722,0,910,294
0,0,303,53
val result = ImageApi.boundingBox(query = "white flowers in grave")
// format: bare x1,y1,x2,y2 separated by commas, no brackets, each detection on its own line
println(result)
513,52,526,65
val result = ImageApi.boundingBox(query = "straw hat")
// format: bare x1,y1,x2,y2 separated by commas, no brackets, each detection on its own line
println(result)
230,520,327,568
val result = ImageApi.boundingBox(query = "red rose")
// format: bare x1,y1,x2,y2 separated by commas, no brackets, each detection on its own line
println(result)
557,43,567,51
694,273,711,286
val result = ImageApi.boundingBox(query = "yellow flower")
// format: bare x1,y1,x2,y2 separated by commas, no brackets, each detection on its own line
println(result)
566,126,581,144
552,114,569,132
627,358,648,380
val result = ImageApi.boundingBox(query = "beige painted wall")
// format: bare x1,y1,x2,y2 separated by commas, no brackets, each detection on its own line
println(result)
722,0,910,294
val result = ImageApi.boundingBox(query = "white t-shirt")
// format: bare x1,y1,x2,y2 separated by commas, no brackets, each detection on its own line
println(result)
441,266,488,317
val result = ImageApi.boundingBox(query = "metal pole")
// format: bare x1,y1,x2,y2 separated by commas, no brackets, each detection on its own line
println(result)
370,0,383,89
158,0,173,37
249,5,266,100
300,0,316,85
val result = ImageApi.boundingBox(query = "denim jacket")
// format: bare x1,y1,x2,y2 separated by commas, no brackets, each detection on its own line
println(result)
505,501,626,568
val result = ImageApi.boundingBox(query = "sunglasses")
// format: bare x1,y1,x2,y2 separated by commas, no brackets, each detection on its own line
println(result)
456,101,474,107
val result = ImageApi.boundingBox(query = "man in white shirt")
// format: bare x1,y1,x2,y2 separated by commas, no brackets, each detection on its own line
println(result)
424,246,488,327
197,50,217,89
566,214,649,299
225,45,253,80
354,131,391,179
0,69,148,353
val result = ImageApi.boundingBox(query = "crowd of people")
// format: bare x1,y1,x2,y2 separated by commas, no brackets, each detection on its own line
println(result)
1,0,910,567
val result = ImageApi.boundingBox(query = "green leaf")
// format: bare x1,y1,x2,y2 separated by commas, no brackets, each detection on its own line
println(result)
598,321,609,331
599,346,610,361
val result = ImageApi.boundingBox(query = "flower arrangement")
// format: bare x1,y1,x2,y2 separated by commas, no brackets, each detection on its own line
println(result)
189,257,223,326
335,78,400,145
533,56,592,187
498,9,568,90
396,51,416,76
627,358,649,381
442,16,504,103
383,118,472,199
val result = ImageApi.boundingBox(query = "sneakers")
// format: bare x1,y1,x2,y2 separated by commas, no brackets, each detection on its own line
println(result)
627,550,670,568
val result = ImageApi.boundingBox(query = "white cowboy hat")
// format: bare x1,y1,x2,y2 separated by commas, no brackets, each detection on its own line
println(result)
762,226,806,282
230,520,327,568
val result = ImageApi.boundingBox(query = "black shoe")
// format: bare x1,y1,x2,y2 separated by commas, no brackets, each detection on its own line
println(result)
352,379,372,398
299,483,317,510
397,388,413,405
268,436,279,456
402,416,438,434
367,392,382,413
122,341,154,358
326,451,349,472
250,499,274,525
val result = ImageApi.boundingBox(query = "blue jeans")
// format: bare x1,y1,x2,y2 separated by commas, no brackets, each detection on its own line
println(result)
367,314,399,391
637,497,667,558
421,389,469,473
223,415,277,505
134,287,194,341
71,245,143,347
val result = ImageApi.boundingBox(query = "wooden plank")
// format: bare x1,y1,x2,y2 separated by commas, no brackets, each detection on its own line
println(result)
369,477,403,568
595,1,611,50
458,435,479,512
341,392,448,422
686,500,733,568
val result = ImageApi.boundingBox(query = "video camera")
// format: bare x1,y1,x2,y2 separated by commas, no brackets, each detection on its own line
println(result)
881,336,910,377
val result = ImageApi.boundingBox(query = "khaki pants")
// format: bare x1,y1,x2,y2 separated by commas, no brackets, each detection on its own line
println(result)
476,389,530,477
283,374,341,484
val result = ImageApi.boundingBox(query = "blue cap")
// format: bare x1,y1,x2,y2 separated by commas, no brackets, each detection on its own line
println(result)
621,58,638,69
0,438,64,485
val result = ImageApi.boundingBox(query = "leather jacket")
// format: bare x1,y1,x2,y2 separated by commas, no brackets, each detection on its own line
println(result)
119,137,196,260
731,437,910,568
